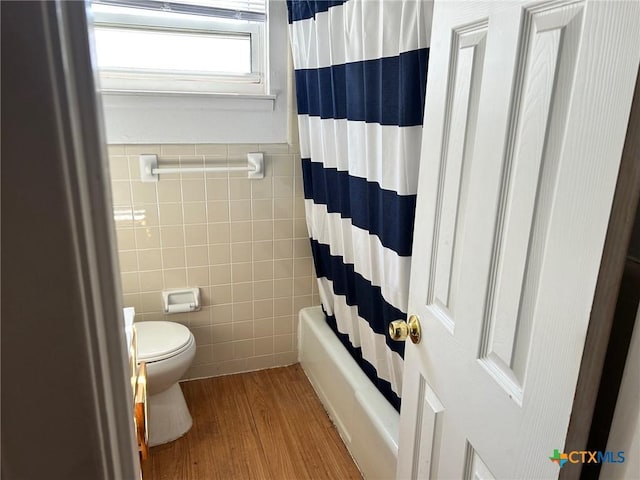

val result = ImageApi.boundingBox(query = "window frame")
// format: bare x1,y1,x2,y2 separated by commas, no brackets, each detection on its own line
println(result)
92,0,290,145
92,3,267,95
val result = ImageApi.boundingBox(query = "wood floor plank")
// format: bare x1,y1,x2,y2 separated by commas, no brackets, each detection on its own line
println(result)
241,371,305,479
141,364,362,480
266,366,362,480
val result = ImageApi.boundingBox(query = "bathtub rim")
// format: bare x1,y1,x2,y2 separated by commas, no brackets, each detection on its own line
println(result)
297,305,400,479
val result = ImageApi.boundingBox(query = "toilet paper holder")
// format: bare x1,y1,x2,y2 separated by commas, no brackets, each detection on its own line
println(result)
162,288,200,314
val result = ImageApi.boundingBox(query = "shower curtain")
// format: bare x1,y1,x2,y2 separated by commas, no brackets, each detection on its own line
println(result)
287,0,430,410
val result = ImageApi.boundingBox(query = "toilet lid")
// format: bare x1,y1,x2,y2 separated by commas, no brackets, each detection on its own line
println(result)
135,321,193,362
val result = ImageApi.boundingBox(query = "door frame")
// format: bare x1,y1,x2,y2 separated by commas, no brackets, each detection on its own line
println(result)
561,68,640,480
1,1,139,478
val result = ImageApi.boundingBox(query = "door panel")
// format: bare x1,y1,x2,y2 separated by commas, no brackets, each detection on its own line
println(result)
479,2,584,395
428,21,487,330
398,1,640,479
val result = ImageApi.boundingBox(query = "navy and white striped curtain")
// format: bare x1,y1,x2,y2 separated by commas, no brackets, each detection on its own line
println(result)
287,0,430,410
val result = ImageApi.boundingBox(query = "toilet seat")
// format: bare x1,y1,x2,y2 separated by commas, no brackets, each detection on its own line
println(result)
135,321,194,363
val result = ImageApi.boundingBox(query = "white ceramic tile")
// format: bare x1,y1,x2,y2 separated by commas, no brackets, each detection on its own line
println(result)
229,178,251,200
274,315,294,335
162,268,187,289
273,297,293,316
183,202,207,224
207,201,230,223
162,247,186,269
232,321,253,341
274,278,293,298
125,144,161,155
110,142,316,379
120,272,140,293
273,259,294,279
253,260,274,281
191,325,213,346
135,227,161,249
181,179,207,203
231,242,252,263
116,228,136,251
259,144,289,154
160,225,185,248
208,222,230,245
209,244,231,265
139,271,163,292
251,178,273,199
187,266,209,286
211,284,233,305
140,291,163,313
274,198,294,219
162,144,196,156
137,249,162,271
232,301,253,322
232,283,253,303
233,340,254,359
206,179,229,201
253,280,274,301
273,219,294,240
134,205,159,227
254,337,274,356
195,144,228,156
210,304,233,325
228,143,259,157
232,262,253,283
188,308,211,328
132,182,158,204
212,323,233,344
185,224,208,246
230,221,252,242
209,264,232,285
230,200,252,221
109,156,130,180
194,345,213,365
254,318,274,337
253,300,274,319
212,343,234,362
252,199,273,220
253,241,274,261
158,203,184,225
111,181,132,204
108,145,126,156
274,334,293,353
273,176,295,197
186,245,209,267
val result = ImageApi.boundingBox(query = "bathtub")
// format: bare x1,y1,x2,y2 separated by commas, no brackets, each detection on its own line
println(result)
298,306,399,480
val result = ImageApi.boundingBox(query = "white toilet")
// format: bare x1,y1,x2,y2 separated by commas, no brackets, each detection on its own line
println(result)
135,321,196,447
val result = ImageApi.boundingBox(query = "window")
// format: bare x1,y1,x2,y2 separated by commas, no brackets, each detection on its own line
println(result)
91,0,267,95
91,0,289,144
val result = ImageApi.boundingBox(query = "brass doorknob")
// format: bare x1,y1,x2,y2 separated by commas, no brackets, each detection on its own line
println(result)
388,314,421,344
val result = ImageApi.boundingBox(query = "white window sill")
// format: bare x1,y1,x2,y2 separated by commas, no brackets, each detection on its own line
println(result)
97,0,289,145
100,90,287,143
101,89,277,109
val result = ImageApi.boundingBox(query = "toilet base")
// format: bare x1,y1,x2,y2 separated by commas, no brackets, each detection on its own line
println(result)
147,382,193,447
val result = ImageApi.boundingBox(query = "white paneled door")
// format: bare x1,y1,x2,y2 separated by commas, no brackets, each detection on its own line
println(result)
397,1,639,479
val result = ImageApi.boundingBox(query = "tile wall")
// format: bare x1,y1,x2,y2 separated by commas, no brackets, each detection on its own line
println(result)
108,143,319,379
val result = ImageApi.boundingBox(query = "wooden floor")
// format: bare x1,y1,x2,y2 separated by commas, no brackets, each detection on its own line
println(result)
141,364,362,480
